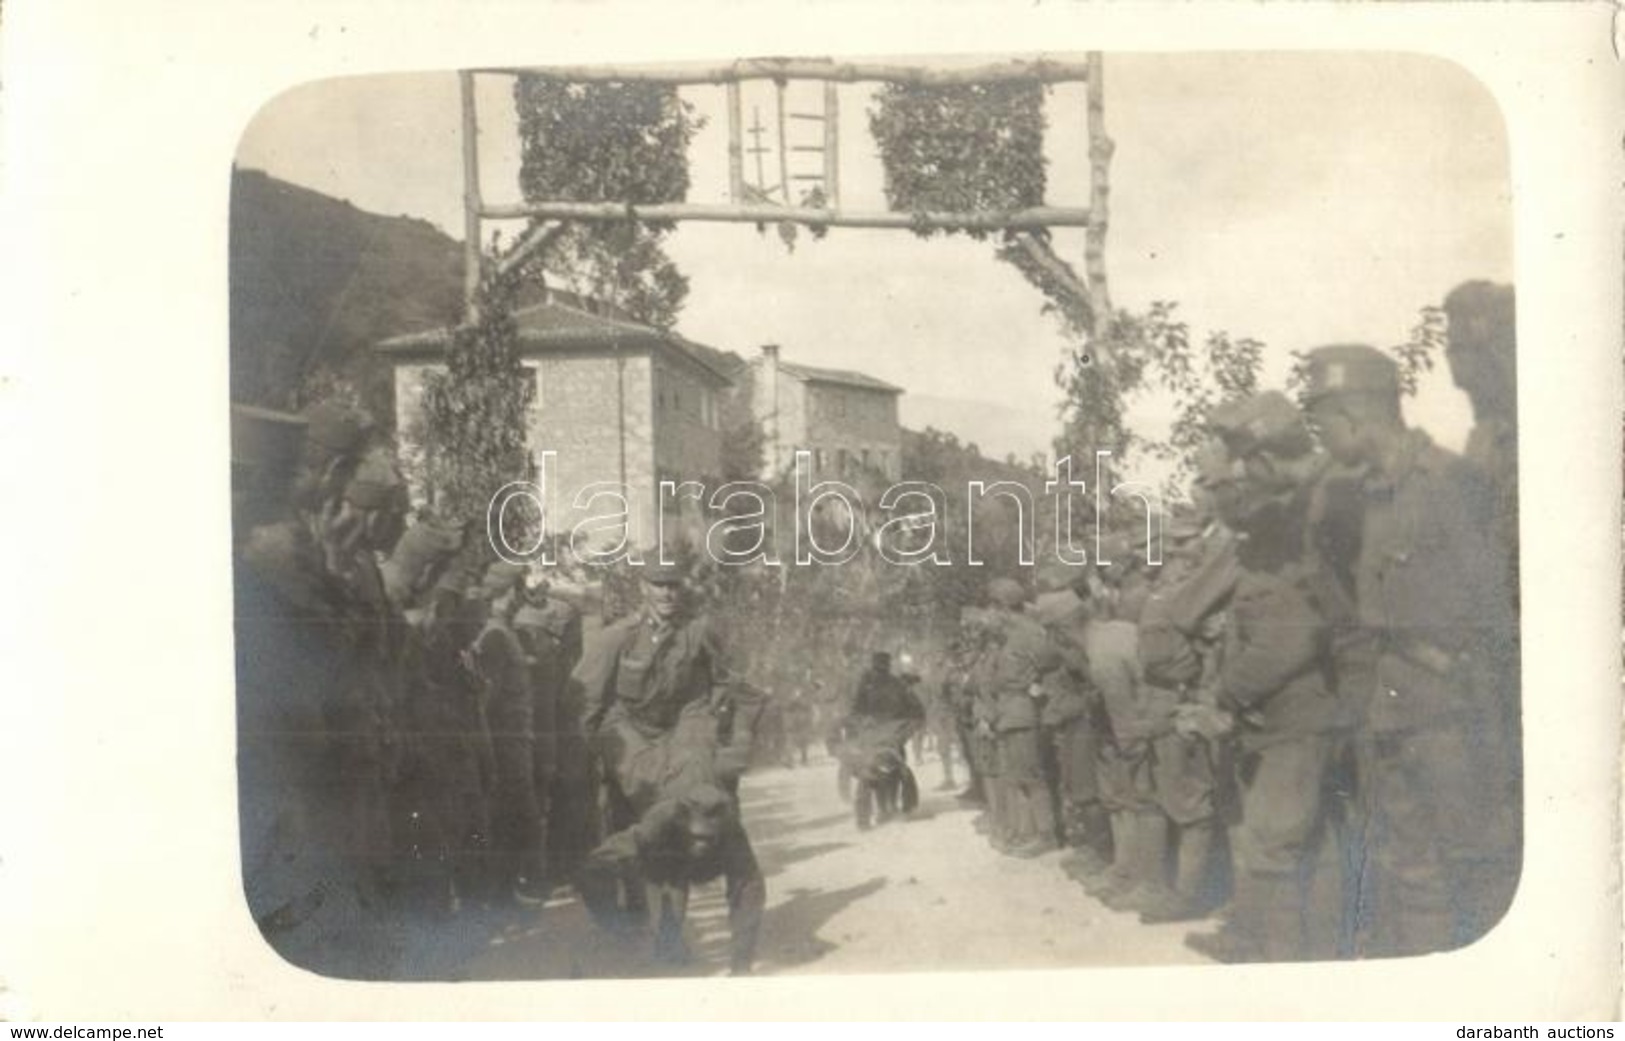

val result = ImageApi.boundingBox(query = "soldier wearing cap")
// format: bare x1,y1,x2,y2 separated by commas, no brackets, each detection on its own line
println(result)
1443,281,1523,839
1301,344,1519,956
230,404,308,545
1175,392,1352,959
572,562,754,830
840,651,927,828
1073,551,1172,908
234,401,406,973
471,559,548,904
1443,281,1518,558
979,577,1064,857
943,606,994,808
387,525,495,910
514,580,596,882
1031,575,1113,876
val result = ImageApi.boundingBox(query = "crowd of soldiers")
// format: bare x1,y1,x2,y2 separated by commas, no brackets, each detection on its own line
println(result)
229,278,1514,974
936,281,1520,961
232,402,769,977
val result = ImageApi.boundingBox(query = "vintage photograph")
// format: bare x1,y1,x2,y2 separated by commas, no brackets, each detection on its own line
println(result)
227,51,1520,982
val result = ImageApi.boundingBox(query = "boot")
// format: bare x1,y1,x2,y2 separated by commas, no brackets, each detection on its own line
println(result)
1105,812,1178,913
1185,872,1266,963
1029,784,1061,852
1083,811,1138,900
1254,872,1307,962
1142,819,1217,924
1002,785,1035,853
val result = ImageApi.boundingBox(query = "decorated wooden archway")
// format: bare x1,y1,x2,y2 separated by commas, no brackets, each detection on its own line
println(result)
456,54,1114,342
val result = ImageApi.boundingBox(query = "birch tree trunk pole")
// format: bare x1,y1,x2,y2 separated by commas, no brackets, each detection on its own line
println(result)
1084,52,1114,340
460,70,484,321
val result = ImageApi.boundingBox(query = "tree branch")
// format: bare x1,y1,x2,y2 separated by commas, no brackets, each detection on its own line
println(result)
494,220,569,279
1007,231,1114,369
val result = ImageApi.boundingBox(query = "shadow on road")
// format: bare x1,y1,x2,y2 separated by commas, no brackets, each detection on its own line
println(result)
754,839,852,875
689,876,890,973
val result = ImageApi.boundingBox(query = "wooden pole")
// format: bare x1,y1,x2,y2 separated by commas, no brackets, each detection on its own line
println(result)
774,80,791,204
472,57,1095,86
460,70,484,317
823,82,840,208
726,80,745,204
1084,52,1114,337
480,199,1092,230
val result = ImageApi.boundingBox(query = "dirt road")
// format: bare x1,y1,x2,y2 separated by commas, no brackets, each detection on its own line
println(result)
392,748,1213,980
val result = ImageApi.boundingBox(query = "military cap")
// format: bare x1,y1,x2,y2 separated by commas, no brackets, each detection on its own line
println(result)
1301,344,1400,404
231,404,307,474
871,650,892,666
986,576,1029,608
301,401,374,457
477,560,530,599
641,561,686,585
1208,391,1315,459
344,445,409,511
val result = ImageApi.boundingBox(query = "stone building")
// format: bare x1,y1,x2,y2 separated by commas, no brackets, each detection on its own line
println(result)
746,344,905,482
378,295,733,553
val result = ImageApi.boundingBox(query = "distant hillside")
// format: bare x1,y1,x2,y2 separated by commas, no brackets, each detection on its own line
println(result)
901,426,1044,488
229,167,467,417
898,393,1056,468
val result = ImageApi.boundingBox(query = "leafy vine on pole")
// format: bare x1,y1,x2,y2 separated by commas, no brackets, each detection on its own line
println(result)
512,78,705,329
416,262,537,540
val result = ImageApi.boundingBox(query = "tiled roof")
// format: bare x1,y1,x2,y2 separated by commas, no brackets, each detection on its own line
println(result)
777,360,904,395
377,299,734,385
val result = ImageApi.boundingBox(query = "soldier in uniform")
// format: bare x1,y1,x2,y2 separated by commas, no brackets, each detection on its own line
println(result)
981,578,1064,858
1442,281,1518,567
783,686,817,767
1074,556,1173,909
472,560,548,905
1442,281,1523,833
325,444,414,905
572,562,755,825
1134,515,1227,924
942,609,989,807
841,651,927,828
1032,577,1113,877
235,400,406,975
1181,392,1351,961
395,541,497,911
514,578,589,886
1301,344,1519,956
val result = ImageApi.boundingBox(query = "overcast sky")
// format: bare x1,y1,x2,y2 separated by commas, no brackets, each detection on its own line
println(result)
236,51,1511,469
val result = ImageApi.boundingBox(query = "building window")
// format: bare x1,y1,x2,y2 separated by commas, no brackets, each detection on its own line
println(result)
814,448,826,474
835,448,848,475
